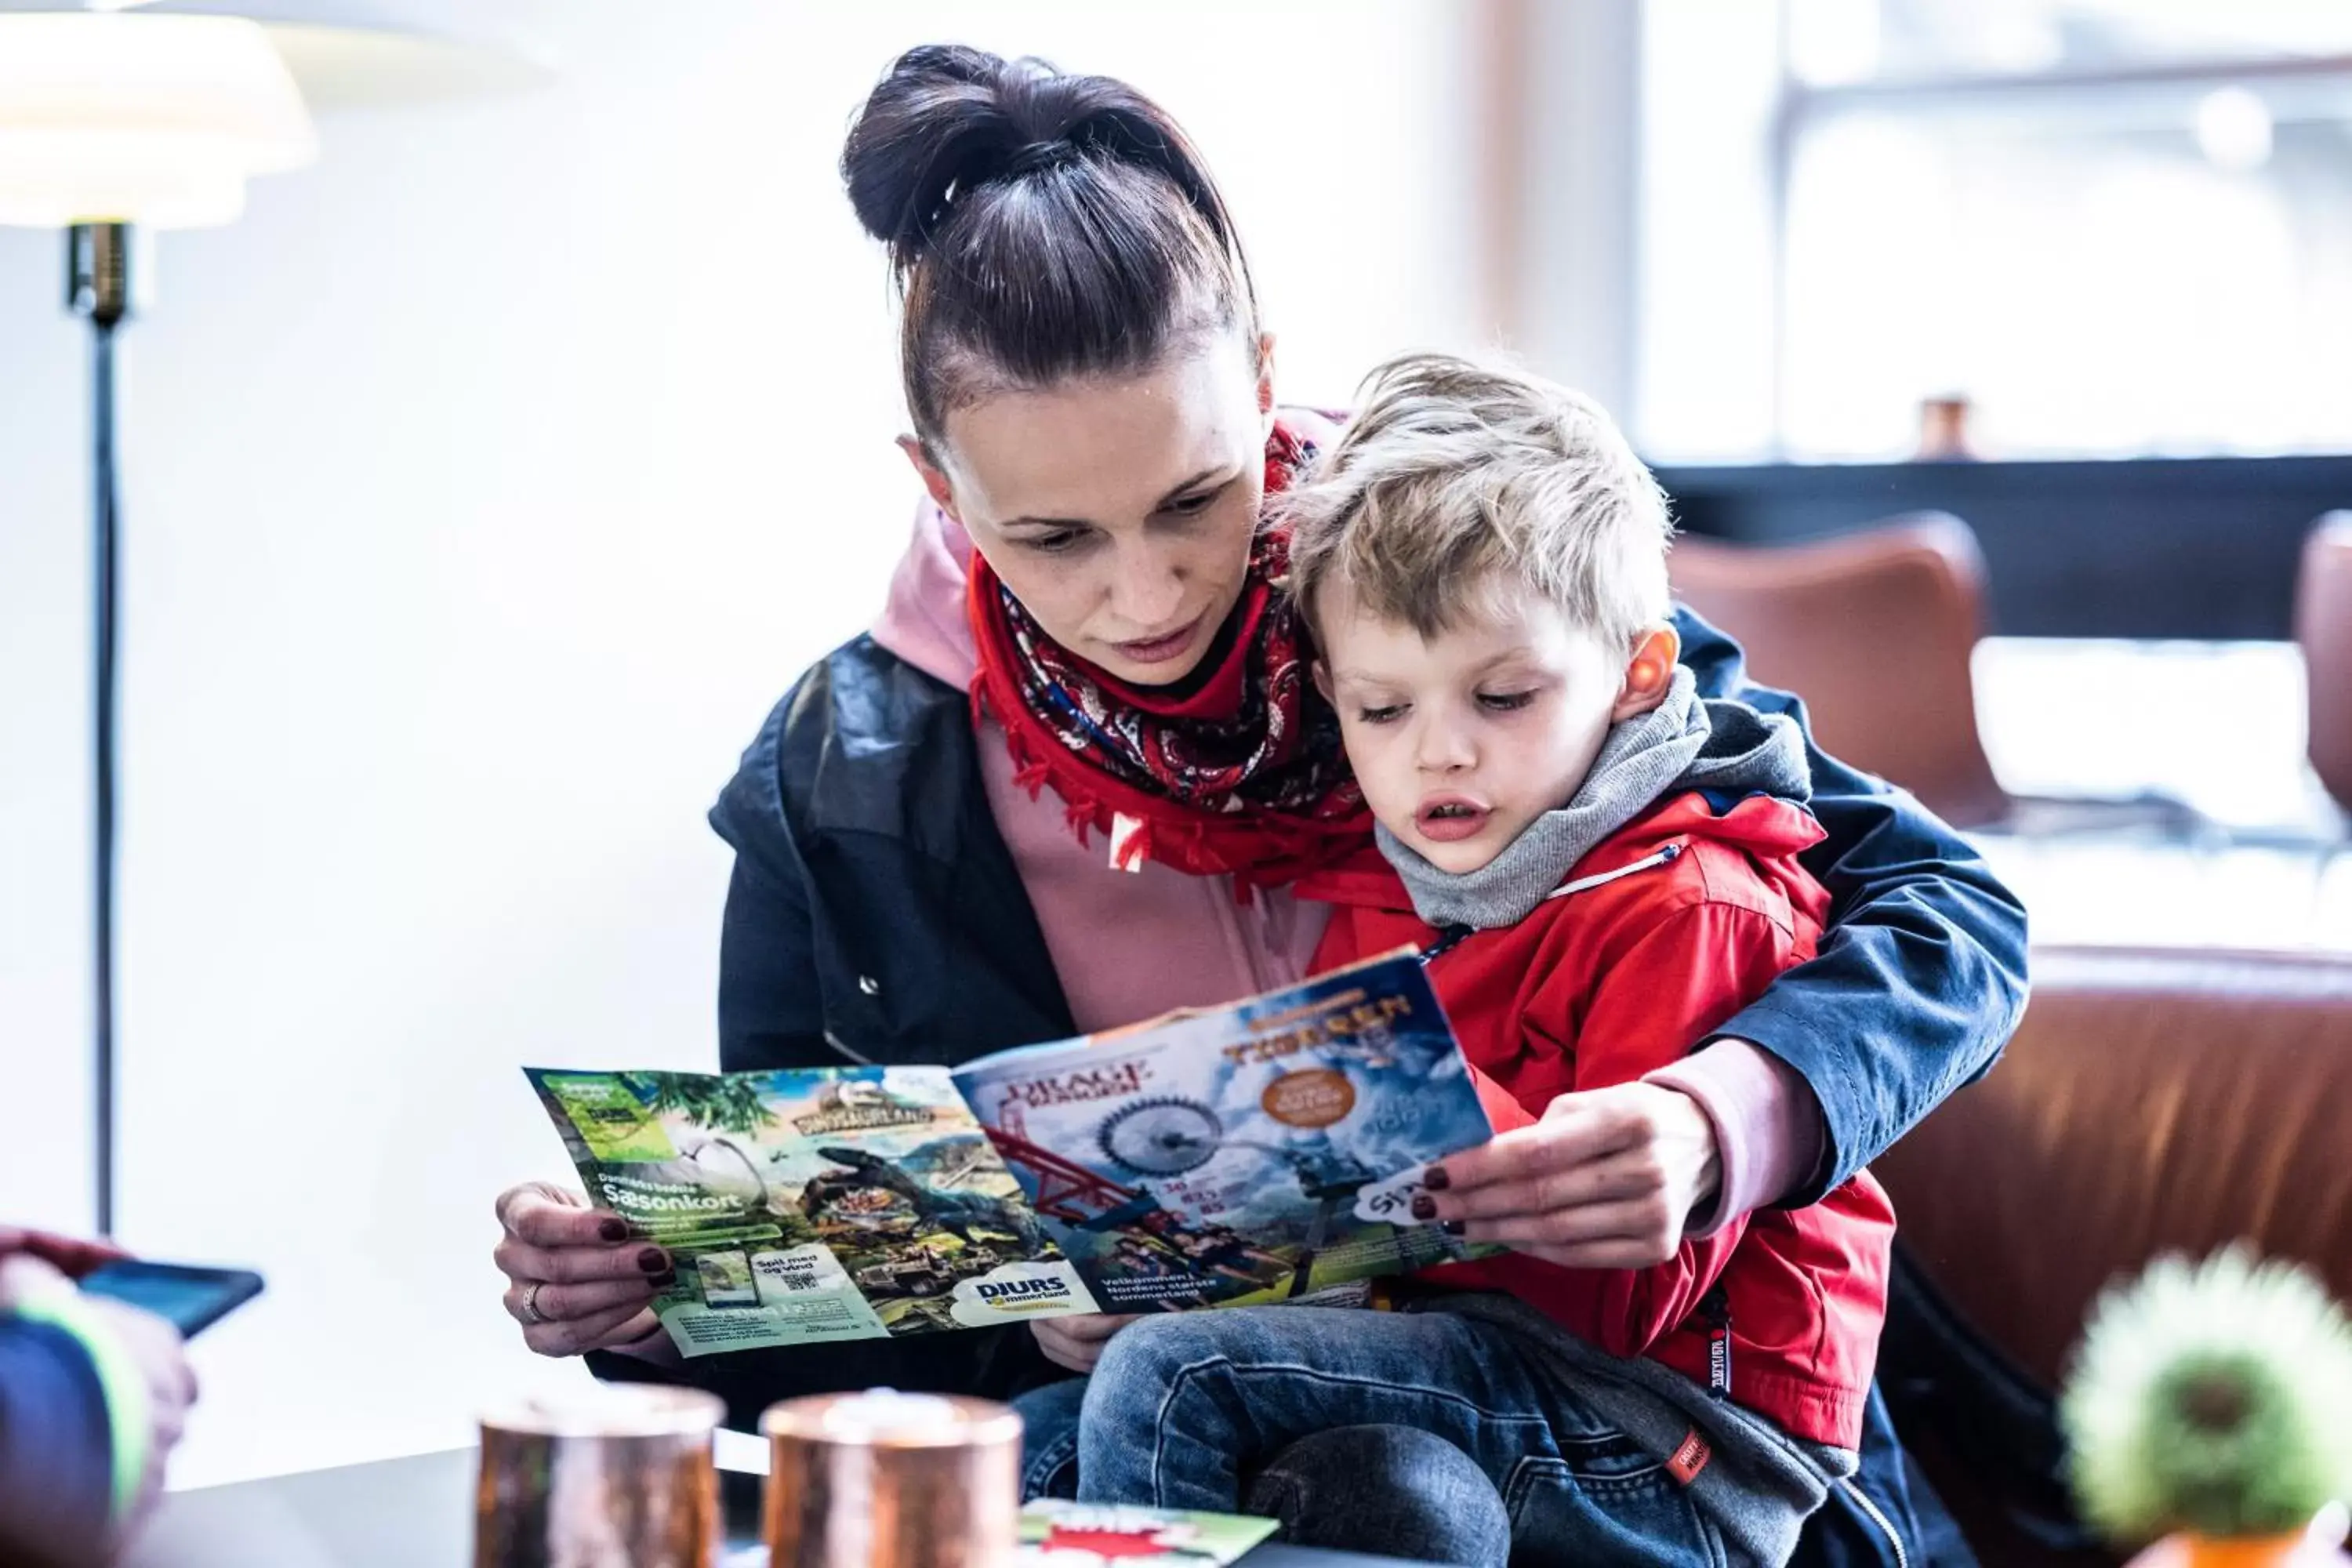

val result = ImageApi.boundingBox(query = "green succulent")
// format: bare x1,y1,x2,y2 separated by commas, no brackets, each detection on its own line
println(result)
2063,1247,2352,1543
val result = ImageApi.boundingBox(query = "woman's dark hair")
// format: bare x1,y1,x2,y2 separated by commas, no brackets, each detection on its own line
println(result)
841,45,1258,441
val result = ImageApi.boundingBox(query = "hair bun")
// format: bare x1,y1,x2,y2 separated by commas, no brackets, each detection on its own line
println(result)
841,46,1039,267
840,45,1258,439
842,46,1236,272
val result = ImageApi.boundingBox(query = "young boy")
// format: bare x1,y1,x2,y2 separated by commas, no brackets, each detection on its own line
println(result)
1069,355,1894,1568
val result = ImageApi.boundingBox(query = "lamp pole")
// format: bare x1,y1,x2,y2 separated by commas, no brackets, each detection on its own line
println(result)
68,221,131,1238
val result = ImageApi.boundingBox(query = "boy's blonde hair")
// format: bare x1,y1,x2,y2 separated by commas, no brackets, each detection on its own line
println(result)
1281,353,1673,649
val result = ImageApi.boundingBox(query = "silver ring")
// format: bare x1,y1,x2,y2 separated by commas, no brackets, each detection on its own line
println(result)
519,1282,547,1326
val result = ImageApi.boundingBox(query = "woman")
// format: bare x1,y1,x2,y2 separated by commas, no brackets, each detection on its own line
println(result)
490,45,2025,1566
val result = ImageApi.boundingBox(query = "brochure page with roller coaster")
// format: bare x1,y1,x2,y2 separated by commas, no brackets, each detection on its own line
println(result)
525,954,1497,1357
951,951,1499,1314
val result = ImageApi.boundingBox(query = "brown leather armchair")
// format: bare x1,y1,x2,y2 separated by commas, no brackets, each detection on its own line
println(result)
2298,514,2352,815
1670,516,2201,836
1878,946,2352,1565
1670,514,2011,827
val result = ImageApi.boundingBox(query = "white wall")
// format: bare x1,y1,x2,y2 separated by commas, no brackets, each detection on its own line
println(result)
0,0,1484,1486
1512,0,1644,419
1633,0,1784,460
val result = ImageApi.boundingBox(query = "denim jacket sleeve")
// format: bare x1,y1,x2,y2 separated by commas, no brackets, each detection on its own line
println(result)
1672,604,2031,1203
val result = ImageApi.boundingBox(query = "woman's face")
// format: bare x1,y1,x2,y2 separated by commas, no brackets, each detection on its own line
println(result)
906,331,1276,687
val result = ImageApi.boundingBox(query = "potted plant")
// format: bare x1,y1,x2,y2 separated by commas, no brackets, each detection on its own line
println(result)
2063,1248,2352,1567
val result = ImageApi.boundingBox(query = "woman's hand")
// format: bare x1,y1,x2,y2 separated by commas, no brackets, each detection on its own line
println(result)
492,1182,673,1357
1030,1313,1142,1374
1416,1083,1721,1269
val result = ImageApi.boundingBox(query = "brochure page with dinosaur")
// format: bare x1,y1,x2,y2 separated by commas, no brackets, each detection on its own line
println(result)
950,952,1499,1314
524,1065,1097,1357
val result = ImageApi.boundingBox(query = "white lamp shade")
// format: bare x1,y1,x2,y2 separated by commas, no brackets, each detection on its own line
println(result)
0,11,317,229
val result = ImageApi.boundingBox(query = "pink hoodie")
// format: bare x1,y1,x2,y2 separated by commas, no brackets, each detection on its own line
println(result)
869,501,1820,1233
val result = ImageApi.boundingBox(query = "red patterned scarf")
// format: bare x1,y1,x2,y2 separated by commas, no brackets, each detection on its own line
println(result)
967,423,1370,894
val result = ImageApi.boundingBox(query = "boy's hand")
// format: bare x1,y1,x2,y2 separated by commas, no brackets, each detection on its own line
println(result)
1415,1083,1720,1269
1031,1313,1143,1374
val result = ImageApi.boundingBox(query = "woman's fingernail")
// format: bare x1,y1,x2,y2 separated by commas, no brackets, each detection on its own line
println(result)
599,1218,628,1243
650,1270,677,1289
1443,1221,1466,1237
1423,1165,1450,1192
637,1248,670,1274
1410,1194,1437,1221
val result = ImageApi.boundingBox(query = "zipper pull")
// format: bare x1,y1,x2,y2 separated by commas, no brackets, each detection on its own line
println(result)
1700,1284,1731,1401
1419,924,1474,965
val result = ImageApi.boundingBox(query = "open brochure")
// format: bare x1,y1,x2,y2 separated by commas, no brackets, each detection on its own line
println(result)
526,953,1497,1358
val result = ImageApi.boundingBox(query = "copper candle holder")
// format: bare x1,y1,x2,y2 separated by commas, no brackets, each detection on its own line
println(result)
475,1385,724,1568
761,1391,1022,1568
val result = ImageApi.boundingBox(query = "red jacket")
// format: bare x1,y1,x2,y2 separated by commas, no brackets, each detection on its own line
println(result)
1301,791,1893,1449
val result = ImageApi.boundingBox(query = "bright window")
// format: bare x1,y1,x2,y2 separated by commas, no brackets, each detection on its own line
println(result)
1641,0,2352,460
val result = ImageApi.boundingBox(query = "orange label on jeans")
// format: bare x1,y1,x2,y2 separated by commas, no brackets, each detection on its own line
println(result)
1666,1430,1712,1487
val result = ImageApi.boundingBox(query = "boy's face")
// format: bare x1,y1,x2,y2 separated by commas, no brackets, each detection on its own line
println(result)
1317,577,1669,877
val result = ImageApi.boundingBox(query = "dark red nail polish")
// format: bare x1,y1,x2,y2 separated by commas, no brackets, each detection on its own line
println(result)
650,1270,677,1288
1410,1194,1437,1221
1443,1221,1466,1237
637,1248,669,1274
599,1218,628,1243
1423,1165,1451,1192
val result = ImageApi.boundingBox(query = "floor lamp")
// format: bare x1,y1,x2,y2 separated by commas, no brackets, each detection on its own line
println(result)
2,2,538,1238
0,10,316,1237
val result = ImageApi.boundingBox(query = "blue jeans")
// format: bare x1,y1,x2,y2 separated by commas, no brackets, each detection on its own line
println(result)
1015,1374,1513,1567
1070,1308,1732,1568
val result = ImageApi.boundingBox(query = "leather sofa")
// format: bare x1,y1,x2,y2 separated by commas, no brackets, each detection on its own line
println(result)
1875,946,2352,1565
